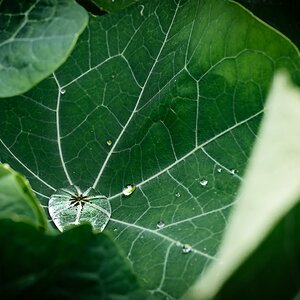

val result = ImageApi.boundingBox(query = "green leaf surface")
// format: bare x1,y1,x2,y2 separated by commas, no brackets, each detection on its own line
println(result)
0,0,299,298
0,219,142,300
0,0,88,98
236,0,300,49
0,163,47,228
90,0,140,13
186,72,300,299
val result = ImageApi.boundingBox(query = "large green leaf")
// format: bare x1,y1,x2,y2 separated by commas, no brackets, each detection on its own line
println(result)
0,0,299,298
90,0,139,13
0,219,143,299
0,0,88,98
186,72,300,299
0,163,47,228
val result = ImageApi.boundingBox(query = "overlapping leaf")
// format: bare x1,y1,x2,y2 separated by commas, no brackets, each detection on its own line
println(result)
0,0,88,97
0,220,143,299
0,163,47,228
0,0,299,298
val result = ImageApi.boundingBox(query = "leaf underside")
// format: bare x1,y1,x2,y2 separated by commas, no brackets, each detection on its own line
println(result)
0,0,299,298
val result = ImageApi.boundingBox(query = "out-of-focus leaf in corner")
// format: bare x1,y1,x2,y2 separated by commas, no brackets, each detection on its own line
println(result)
0,0,88,98
0,163,47,228
0,220,145,300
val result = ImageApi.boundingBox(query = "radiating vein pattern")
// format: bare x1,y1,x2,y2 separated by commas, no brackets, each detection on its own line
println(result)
0,0,299,298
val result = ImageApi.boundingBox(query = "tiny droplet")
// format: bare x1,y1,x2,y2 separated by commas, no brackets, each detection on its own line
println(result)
175,192,181,198
122,184,136,196
182,244,192,254
199,179,208,187
156,220,165,229
230,169,237,175
106,139,113,146
60,88,66,94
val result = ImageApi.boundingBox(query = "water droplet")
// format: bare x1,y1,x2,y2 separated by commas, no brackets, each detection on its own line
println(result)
230,169,238,175
48,185,111,232
217,168,222,173
106,139,113,146
122,184,136,196
60,88,66,94
199,179,208,187
156,220,165,229
175,192,181,198
182,244,192,254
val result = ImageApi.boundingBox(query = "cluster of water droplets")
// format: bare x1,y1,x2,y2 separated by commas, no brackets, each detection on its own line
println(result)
47,157,238,257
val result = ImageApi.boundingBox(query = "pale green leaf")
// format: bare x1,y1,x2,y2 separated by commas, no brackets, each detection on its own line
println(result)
0,0,88,98
0,0,300,298
186,72,300,299
0,163,47,228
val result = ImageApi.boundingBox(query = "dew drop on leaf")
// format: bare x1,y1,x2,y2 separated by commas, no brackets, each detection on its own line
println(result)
122,184,136,196
199,178,208,187
60,88,66,94
230,168,238,175
175,192,181,198
156,220,165,229
106,139,113,146
182,244,192,254
48,185,111,232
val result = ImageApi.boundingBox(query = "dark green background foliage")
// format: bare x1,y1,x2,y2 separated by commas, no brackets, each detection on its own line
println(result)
0,0,299,299
0,220,142,300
